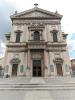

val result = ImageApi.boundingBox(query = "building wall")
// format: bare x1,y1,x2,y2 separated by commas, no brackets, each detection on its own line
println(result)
3,8,71,77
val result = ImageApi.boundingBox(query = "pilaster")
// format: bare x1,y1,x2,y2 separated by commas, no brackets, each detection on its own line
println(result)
26,50,31,77
44,50,49,77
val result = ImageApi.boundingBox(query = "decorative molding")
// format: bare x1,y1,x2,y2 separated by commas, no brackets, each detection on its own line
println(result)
7,42,27,47
10,58,21,64
50,29,58,34
53,57,63,64
12,20,60,25
62,33,68,40
11,7,62,20
14,30,23,33
5,33,10,40
28,23,45,31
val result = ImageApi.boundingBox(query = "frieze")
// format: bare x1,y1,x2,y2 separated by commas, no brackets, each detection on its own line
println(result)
46,46,66,51
47,42,67,46
53,47,65,51
12,19,60,25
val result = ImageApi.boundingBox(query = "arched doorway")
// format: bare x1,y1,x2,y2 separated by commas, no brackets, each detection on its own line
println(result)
56,63,63,76
10,58,21,76
54,57,63,76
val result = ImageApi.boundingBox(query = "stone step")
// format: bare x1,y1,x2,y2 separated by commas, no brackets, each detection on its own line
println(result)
0,77,75,90
0,77,75,100
0,77,75,84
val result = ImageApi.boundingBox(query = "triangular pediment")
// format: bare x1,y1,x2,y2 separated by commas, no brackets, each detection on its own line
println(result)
11,7,62,19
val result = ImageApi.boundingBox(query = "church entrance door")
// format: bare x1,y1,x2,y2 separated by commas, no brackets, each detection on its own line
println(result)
12,64,18,76
56,63,63,76
33,60,42,77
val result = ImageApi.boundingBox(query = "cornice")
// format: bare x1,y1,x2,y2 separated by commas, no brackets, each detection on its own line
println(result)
12,19,60,25
11,7,62,20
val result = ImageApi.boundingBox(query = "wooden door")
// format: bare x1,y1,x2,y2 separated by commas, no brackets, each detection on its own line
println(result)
12,64,18,76
33,60,41,77
56,63,63,76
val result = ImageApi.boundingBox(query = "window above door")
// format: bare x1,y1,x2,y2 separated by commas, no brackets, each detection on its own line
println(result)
34,31,40,41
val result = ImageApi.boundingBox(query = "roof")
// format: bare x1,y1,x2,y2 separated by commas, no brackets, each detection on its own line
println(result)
10,7,62,20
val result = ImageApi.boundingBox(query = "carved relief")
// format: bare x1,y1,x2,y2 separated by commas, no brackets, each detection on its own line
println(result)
10,58,21,64
13,53,19,58
28,23,45,31
31,52,42,59
54,52,60,58
53,57,63,64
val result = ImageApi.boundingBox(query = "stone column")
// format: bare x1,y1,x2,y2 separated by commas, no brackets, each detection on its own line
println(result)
44,50,49,77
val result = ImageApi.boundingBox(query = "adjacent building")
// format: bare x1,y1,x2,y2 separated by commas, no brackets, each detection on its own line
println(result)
71,59,75,75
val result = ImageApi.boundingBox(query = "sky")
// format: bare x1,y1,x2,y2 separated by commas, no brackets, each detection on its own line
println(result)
0,0,75,59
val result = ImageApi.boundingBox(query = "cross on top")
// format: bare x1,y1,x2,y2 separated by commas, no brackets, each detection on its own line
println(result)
34,3,38,7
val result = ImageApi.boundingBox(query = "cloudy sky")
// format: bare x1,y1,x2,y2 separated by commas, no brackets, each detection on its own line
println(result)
0,0,75,59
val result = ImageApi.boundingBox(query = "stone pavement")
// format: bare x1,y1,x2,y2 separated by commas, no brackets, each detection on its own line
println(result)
0,77,75,100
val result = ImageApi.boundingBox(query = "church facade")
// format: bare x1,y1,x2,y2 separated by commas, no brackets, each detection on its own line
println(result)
4,6,71,77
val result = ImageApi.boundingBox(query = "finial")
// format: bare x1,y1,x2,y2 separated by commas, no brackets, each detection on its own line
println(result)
55,10,58,14
34,3,38,7
15,11,18,14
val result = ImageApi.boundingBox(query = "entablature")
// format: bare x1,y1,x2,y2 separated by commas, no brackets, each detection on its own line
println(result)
46,42,67,51
46,46,66,52
7,42,27,47
27,40,46,49
12,19,60,25
47,42,67,47
7,47,27,52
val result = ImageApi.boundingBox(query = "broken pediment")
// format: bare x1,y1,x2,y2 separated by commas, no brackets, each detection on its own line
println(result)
11,7,62,19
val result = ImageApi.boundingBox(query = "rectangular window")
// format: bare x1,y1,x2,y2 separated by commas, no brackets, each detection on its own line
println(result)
51,30,58,42
15,33,21,43
34,31,40,41
53,33,58,42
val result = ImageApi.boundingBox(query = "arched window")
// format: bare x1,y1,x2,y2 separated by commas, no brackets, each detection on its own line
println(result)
34,31,40,41
15,30,21,43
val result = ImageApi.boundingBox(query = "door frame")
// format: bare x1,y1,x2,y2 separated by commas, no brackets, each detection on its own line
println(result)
56,63,63,76
12,64,18,76
32,59,42,77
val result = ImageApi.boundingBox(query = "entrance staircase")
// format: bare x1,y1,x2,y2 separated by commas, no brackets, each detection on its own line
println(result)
0,77,75,100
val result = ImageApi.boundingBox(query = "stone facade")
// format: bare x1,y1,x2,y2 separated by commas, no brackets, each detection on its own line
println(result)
3,6,71,77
